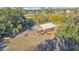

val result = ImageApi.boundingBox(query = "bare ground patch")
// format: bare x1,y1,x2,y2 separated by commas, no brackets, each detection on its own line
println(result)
4,30,55,51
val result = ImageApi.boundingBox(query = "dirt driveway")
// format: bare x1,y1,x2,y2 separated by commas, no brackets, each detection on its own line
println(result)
4,30,55,51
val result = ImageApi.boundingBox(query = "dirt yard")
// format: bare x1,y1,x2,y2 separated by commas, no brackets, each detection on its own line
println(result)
4,30,55,51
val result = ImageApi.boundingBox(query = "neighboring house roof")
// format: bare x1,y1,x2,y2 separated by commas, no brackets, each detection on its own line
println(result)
32,23,56,31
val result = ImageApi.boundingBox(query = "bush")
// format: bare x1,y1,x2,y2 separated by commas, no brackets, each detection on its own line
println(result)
35,36,79,51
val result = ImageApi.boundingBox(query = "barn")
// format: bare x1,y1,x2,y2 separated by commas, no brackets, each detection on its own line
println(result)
32,23,56,35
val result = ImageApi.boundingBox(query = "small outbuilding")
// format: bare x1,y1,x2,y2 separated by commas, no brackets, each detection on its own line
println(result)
32,23,56,35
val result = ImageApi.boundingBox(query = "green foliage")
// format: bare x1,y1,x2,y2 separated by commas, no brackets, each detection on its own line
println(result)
0,7,32,38
0,7,79,42
57,19,79,41
33,8,79,41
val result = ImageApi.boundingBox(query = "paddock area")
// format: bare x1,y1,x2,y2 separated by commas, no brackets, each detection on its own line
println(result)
3,29,56,51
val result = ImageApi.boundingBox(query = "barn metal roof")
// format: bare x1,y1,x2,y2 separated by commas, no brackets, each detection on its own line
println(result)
38,23,56,30
32,23,56,30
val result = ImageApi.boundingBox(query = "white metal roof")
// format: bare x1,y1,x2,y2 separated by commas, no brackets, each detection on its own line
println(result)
32,23,56,30
38,23,56,30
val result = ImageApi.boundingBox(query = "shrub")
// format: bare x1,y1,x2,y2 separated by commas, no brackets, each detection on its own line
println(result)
35,36,79,51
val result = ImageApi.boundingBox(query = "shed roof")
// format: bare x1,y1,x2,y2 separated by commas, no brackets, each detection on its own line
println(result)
32,23,56,30
38,23,56,30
